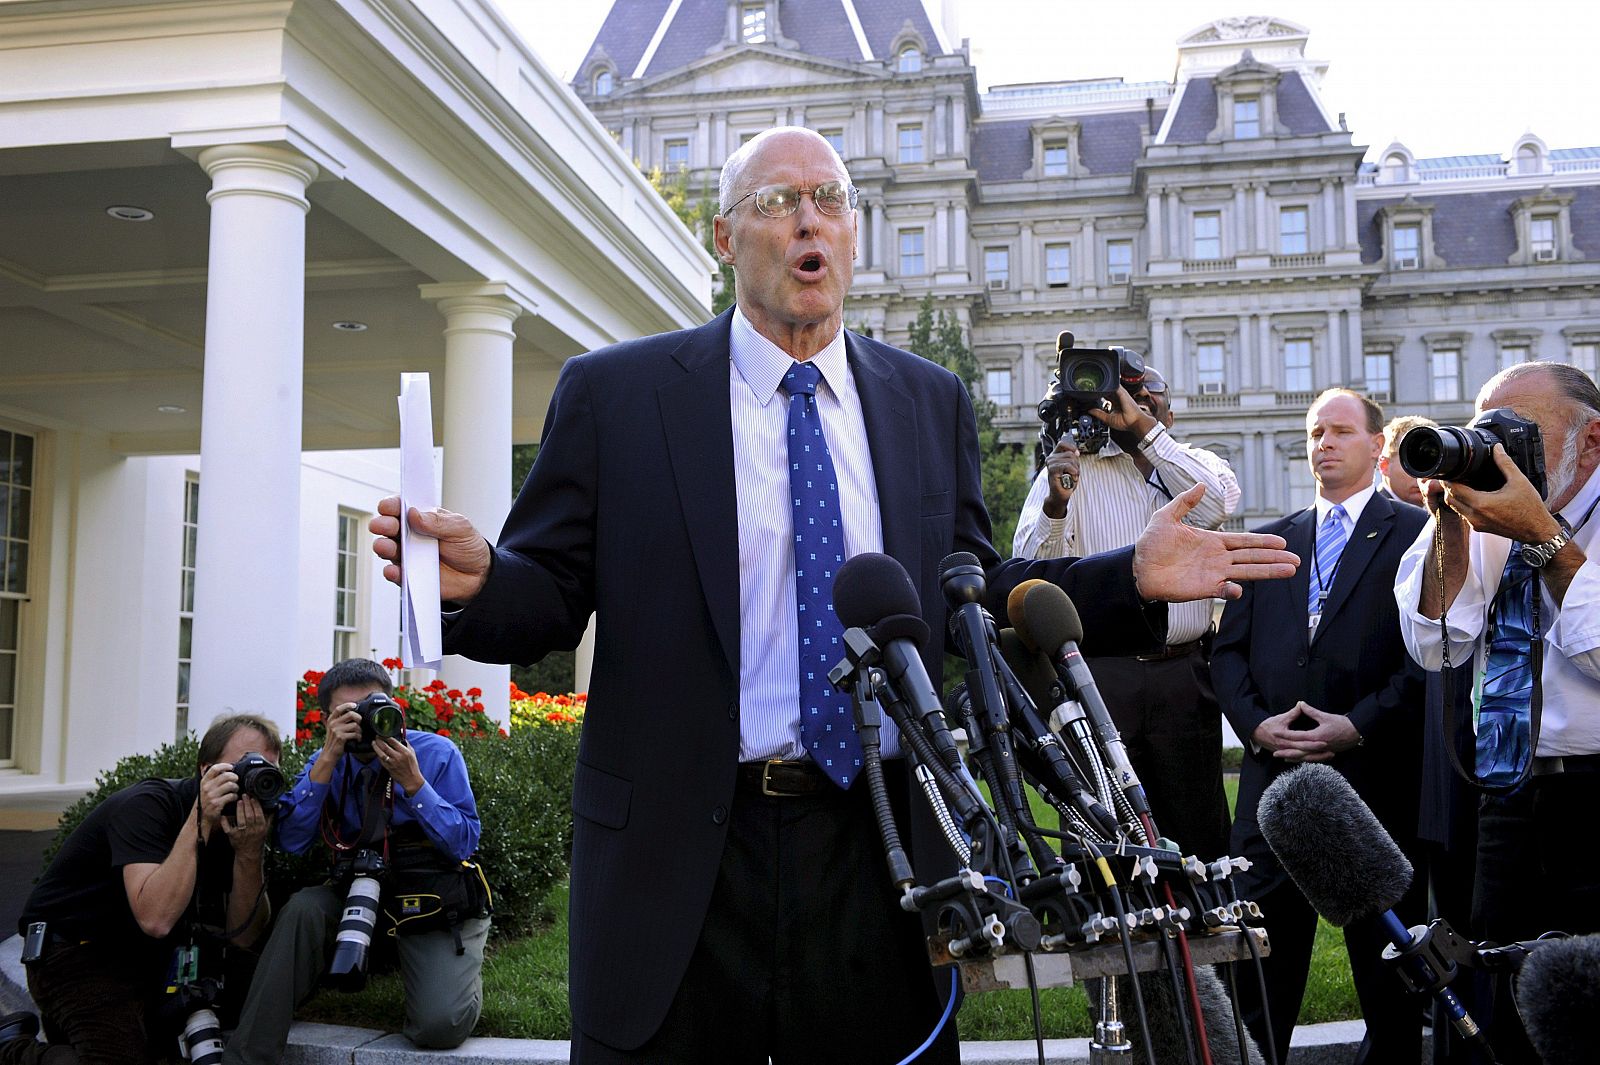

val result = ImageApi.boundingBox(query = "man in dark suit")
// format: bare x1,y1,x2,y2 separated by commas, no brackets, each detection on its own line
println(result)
372,127,1298,1064
1213,388,1428,1065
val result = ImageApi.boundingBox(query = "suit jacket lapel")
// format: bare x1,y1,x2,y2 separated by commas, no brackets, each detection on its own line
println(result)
1286,507,1318,638
847,332,919,574
1316,492,1396,635
658,311,740,677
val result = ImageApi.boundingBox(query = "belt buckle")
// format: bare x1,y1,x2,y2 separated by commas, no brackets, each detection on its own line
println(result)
761,759,784,797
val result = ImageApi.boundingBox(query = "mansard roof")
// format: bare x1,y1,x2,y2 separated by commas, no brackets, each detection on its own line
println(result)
1161,70,1328,144
971,108,1166,181
580,0,946,84
1357,186,1600,266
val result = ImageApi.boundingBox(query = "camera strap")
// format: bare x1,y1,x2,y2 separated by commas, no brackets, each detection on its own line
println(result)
324,763,394,864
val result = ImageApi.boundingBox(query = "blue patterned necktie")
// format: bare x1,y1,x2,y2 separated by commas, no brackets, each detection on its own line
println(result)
1476,549,1536,786
1308,503,1349,618
783,360,861,788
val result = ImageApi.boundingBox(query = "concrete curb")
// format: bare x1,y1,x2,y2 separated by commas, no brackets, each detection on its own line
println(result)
5,935,1387,1063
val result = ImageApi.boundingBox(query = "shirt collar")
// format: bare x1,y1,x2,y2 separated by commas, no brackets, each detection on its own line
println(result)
1559,463,1600,532
1316,481,1376,526
730,305,848,404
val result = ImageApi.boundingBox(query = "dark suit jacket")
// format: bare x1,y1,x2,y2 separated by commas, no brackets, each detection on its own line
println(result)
443,309,1162,1048
1212,490,1428,891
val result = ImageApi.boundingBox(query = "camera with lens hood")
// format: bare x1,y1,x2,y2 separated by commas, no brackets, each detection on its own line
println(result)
1037,331,1147,457
328,848,387,991
1397,406,1546,498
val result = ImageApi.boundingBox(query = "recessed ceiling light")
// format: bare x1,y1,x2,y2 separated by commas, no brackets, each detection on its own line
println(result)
106,205,155,222
332,321,368,332
156,404,186,414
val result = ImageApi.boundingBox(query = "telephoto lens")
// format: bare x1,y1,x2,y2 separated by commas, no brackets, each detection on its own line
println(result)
327,875,383,991
180,1007,225,1065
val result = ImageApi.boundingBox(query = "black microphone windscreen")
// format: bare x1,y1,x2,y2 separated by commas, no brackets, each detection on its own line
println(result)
834,553,920,630
998,629,1059,711
1257,764,1412,927
870,612,930,648
1516,933,1600,1065
1013,581,1084,654
937,551,982,584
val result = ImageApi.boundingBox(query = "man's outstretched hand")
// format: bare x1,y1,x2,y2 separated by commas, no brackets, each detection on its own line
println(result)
1133,484,1299,602
370,496,492,606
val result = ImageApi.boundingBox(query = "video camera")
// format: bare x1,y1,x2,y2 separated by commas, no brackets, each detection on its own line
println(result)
1397,406,1546,498
1037,331,1147,456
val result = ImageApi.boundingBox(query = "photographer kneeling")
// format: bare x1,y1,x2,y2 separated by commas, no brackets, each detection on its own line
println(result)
0,715,279,1065
222,659,489,1064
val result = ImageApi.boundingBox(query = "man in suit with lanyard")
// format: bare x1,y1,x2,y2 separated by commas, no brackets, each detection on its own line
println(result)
371,127,1299,1063
1213,388,1429,1065
1396,361,1600,1064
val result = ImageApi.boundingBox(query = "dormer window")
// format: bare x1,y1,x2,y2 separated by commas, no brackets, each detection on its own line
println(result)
1378,196,1440,272
1510,188,1577,266
897,46,922,73
1028,120,1080,180
1393,224,1420,270
593,69,613,96
1531,217,1556,261
1233,97,1260,139
741,3,767,43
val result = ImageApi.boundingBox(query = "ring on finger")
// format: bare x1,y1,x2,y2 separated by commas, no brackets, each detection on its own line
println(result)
1059,473,1075,490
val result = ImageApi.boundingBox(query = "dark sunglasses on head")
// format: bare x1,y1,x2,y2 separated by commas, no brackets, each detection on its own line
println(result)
723,180,859,218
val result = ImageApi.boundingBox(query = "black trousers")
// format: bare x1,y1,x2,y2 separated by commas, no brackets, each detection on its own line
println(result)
1086,649,1233,861
571,760,961,1065
1470,770,1600,1065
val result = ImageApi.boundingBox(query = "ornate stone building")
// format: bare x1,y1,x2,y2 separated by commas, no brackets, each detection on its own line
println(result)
574,2,1600,525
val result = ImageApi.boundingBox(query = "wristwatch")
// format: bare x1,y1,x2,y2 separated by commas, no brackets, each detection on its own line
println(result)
1520,529,1571,568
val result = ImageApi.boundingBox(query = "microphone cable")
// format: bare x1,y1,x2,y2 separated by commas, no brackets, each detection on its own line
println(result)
1222,877,1279,1065
893,966,960,1065
1138,878,1202,1065
1080,836,1157,1062
1137,811,1215,1065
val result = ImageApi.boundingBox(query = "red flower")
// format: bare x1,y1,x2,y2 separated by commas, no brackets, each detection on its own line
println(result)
498,727,508,738
296,697,305,710
303,708,323,725
436,728,451,737
427,679,447,692
382,657,404,670
446,688,463,700
471,702,484,713
296,728,311,743
466,687,482,698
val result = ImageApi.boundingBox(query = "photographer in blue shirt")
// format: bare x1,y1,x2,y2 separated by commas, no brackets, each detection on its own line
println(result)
221,659,489,1064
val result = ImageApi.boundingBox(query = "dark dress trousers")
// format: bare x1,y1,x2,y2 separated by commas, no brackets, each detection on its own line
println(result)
442,309,1163,1051
1212,491,1429,1065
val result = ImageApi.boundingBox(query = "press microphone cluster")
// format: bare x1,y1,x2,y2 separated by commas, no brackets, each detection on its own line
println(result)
828,552,1272,1065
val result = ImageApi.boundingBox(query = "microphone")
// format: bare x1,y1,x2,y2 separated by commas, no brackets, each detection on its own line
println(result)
1515,933,1600,1065
1258,764,1493,1057
1010,579,1149,818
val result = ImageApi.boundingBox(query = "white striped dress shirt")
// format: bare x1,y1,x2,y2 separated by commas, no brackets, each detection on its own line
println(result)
728,308,898,761
1012,427,1241,644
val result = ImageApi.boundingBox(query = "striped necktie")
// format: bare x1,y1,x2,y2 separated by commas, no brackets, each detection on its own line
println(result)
783,360,861,789
1476,549,1536,787
1308,503,1348,618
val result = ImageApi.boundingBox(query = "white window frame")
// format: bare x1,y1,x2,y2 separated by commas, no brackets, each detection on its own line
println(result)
1233,96,1260,139
1042,143,1069,177
985,368,1013,407
1106,239,1132,283
898,229,926,275
897,124,924,164
1192,212,1222,260
740,3,767,43
333,510,361,665
1364,351,1393,401
1393,223,1421,270
819,129,845,154
897,46,922,73
593,69,613,96
1279,206,1309,255
1196,342,1226,394
1572,342,1599,378
984,247,1009,290
176,475,198,739
1430,349,1461,402
1283,338,1313,392
1499,345,1531,371
0,428,35,765
1045,243,1071,287
663,138,689,170
1531,216,1558,261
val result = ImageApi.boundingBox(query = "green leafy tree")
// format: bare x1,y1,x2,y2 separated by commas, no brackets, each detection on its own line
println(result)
648,165,734,315
906,295,1032,554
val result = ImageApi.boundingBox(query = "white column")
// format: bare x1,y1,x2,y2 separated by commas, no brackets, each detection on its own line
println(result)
1146,191,1164,259
934,202,950,270
1254,185,1268,251
189,144,318,738
952,202,969,271
421,282,525,726
1019,222,1034,288
1342,179,1358,246
1326,311,1343,386
1321,179,1337,246
1234,186,1249,252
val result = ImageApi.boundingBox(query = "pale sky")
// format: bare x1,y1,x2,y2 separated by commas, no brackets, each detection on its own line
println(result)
497,0,1600,162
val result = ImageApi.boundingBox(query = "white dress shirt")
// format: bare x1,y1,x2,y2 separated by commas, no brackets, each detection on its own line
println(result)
1012,425,1240,644
1307,483,1375,638
1395,467,1600,757
728,308,897,761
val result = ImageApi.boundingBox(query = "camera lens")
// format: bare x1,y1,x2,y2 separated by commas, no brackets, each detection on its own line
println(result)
328,875,382,991
246,764,285,801
1065,356,1111,392
371,701,404,740
181,1008,224,1065
1397,426,1450,477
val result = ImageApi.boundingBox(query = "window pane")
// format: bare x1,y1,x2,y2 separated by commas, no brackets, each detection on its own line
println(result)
11,433,30,487
899,230,925,274
178,616,192,659
821,130,845,153
1234,97,1259,138
5,542,23,595
594,70,612,96
176,660,190,705
1046,244,1071,286
898,125,923,163
1043,144,1069,177
1107,240,1132,281
9,485,29,542
897,47,921,73
985,248,1009,285
0,599,16,647
741,4,766,43
1572,344,1598,377
0,431,10,483
1197,343,1225,387
1284,339,1312,392
1365,353,1393,395
181,568,194,612
1431,351,1460,402
1500,346,1529,371
1193,213,1221,259
1393,225,1420,267
1280,207,1308,254
985,369,1012,406
664,140,688,169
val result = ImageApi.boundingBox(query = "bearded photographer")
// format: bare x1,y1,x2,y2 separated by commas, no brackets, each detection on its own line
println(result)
222,659,488,1064
1013,364,1241,859
0,715,278,1065
1395,361,1600,1064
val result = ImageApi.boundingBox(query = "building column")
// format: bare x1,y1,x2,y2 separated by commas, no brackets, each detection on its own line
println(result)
1321,179,1337,246
420,282,526,725
1257,315,1273,390
952,201,969,271
1080,218,1096,287
1234,185,1249,252
1326,310,1343,386
1341,178,1358,246
934,202,950,270
871,203,885,270
1146,191,1164,260
1253,184,1268,252
188,144,318,737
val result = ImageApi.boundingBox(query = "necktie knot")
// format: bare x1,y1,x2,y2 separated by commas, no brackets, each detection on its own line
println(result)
1326,503,1347,528
785,360,822,399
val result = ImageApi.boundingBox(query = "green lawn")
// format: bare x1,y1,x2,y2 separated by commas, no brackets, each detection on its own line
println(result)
301,773,1357,1040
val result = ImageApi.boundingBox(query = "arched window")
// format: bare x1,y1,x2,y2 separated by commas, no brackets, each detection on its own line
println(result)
1383,153,1409,183
1517,144,1541,174
897,46,922,73
594,69,613,96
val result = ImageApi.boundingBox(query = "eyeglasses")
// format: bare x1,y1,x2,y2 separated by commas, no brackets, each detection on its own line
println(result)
1141,380,1169,395
724,180,859,218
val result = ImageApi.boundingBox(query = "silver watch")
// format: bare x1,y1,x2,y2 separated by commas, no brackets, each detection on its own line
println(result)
1520,530,1571,568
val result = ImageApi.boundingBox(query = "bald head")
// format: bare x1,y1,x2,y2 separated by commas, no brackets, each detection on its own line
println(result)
718,127,850,215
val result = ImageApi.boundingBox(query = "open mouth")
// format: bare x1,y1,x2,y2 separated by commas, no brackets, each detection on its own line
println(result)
792,251,826,277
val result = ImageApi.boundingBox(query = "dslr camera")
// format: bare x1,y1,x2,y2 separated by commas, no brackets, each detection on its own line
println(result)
1397,407,1547,498
1037,331,1147,456
348,691,406,755
328,848,387,991
222,751,284,825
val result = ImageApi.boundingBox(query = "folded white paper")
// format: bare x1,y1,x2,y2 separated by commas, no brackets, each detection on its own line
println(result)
399,372,442,670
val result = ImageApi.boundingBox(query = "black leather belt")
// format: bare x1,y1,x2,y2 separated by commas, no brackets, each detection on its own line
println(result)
736,758,832,797
1134,637,1205,662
